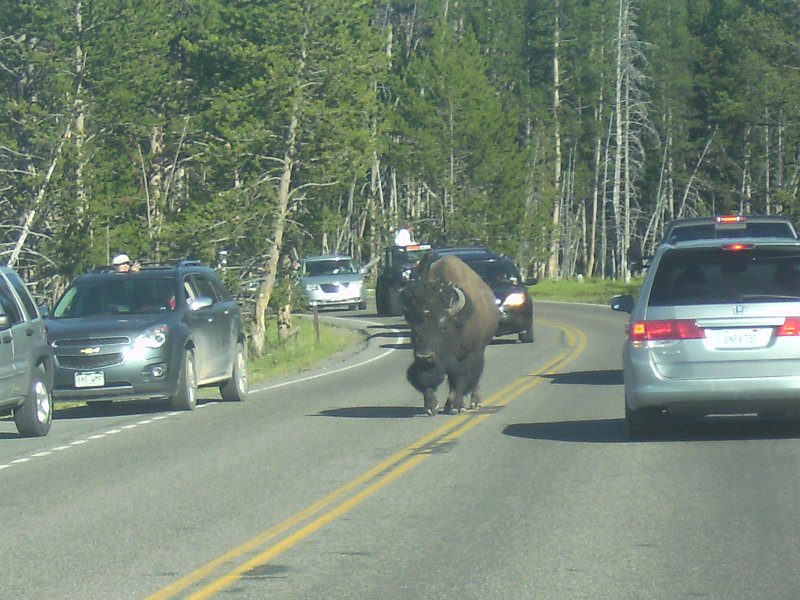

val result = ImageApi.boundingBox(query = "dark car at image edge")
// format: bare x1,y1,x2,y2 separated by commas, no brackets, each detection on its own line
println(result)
45,260,248,410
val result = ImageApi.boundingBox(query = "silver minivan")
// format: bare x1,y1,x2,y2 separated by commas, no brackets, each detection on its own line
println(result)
299,255,367,311
0,265,54,437
613,238,800,439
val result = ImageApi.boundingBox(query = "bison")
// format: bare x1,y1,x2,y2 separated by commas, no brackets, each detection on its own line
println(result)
400,255,500,415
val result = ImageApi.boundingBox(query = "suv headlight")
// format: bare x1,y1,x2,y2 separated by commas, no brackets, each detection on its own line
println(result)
502,292,527,308
134,324,169,350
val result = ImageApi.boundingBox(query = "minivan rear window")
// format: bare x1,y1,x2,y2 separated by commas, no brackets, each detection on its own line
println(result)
648,247,800,306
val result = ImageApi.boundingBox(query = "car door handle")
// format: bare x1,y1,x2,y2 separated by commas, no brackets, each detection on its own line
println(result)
1,335,10,344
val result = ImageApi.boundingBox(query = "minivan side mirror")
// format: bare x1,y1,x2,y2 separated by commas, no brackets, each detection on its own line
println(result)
611,294,635,313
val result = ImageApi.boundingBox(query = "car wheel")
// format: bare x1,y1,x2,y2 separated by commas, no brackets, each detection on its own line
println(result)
376,284,388,315
518,322,534,343
171,349,198,410
625,402,661,440
358,299,367,310
220,341,248,402
387,288,403,316
14,366,52,437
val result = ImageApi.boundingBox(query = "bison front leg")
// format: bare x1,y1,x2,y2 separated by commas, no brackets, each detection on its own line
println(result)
469,386,482,409
407,360,445,416
423,390,439,416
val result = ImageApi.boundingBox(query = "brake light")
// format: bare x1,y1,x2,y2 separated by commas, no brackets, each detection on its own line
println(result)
722,243,754,251
777,318,800,336
630,319,704,341
716,215,746,224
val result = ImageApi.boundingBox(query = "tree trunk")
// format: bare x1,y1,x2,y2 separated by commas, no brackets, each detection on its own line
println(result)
250,29,307,357
548,0,563,279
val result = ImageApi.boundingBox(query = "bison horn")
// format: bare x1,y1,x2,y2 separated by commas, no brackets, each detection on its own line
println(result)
446,285,466,316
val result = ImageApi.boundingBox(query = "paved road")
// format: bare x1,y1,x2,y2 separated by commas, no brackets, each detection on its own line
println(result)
2,302,800,599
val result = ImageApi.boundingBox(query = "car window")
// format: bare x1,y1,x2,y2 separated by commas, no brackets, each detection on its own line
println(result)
648,247,800,306
53,277,178,317
667,222,795,244
7,271,38,320
304,259,357,276
209,275,233,302
0,277,23,325
466,259,521,285
188,274,219,302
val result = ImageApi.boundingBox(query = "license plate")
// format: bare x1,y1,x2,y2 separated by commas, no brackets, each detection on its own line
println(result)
707,328,771,349
75,371,105,388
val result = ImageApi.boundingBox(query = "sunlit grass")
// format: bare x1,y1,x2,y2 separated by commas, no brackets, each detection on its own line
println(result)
248,315,365,383
530,276,642,305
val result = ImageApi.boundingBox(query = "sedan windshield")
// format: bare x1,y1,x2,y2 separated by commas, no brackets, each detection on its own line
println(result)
53,277,178,317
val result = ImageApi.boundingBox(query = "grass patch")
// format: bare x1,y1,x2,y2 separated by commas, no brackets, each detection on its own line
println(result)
530,276,642,304
248,315,364,383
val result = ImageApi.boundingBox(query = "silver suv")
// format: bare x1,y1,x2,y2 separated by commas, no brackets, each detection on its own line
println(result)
0,266,54,437
613,237,800,439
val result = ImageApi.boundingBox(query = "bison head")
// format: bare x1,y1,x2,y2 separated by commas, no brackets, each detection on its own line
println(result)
400,278,468,362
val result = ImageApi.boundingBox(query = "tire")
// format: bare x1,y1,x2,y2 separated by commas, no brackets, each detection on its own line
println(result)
626,402,661,440
387,287,403,316
171,350,198,410
14,366,52,437
376,282,388,315
358,299,367,310
518,321,534,343
220,341,248,402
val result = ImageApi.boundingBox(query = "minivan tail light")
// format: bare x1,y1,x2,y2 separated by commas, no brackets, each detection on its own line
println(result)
630,319,704,341
776,318,800,336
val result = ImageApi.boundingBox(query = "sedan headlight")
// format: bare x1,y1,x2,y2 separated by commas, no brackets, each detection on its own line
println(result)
502,292,528,308
134,324,169,350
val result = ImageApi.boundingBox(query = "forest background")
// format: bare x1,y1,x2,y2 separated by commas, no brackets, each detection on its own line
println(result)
2,0,799,353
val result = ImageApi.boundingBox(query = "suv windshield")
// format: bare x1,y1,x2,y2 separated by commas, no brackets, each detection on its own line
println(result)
648,246,800,306
464,259,521,285
53,277,178,317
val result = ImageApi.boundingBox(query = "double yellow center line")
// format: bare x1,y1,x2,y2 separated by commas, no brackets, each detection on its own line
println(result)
147,319,587,599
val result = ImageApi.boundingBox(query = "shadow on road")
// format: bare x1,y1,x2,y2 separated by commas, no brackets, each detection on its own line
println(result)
53,398,218,421
542,369,623,386
504,415,800,444
316,406,422,419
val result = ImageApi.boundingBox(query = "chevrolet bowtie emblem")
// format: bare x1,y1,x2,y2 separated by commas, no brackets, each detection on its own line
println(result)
80,347,101,355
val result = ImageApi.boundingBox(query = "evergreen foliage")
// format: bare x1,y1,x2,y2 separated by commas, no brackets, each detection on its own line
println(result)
1,0,798,334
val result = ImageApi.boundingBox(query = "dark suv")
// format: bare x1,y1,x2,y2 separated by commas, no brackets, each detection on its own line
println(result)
418,247,536,343
46,261,247,410
0,265,54,436
376,243,433,316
